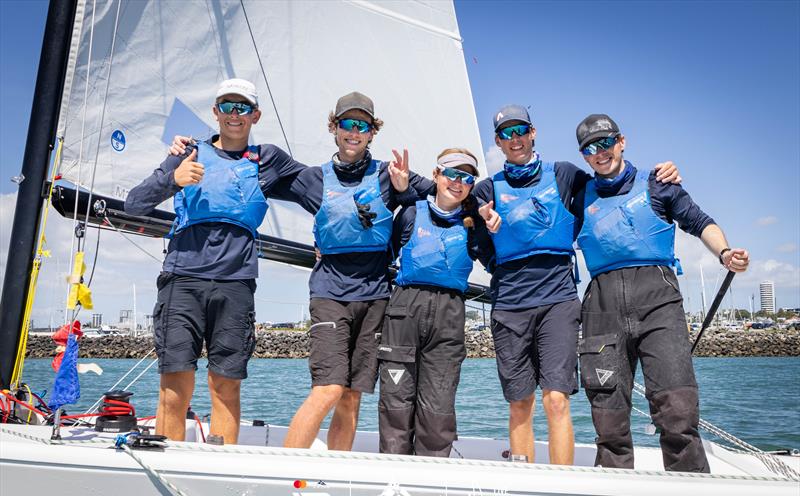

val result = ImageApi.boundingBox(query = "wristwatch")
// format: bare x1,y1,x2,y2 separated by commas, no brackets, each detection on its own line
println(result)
719,248,731,265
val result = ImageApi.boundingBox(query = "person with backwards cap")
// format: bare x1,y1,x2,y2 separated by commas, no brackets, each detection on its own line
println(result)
125,79,307,444
573,114,748,471
472,105,681,465
378,148,494,457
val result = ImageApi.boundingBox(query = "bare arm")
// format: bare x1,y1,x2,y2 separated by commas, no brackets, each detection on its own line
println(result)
699,224,749,273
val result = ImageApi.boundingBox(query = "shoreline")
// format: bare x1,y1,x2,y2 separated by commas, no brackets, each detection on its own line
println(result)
25,329,800,359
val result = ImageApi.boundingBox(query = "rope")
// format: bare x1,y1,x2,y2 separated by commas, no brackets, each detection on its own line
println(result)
631,381,799,481
239,0,293,157
10,137,66,388
100,214,163,263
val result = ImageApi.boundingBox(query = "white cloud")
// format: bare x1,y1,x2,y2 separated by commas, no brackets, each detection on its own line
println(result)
777,243,798,253
483,146,505,176
756,216,778,226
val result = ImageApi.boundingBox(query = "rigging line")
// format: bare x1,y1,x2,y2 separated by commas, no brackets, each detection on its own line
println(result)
101,214,164,264
86,224,101,287
82,0,123,230
81,347,155,416
239,0,293,157
65,0,98,325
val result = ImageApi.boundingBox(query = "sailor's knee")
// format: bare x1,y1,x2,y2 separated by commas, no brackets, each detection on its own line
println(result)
542,390,570,420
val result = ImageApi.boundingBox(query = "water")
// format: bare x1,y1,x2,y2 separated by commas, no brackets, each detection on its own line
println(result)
19,357,800,451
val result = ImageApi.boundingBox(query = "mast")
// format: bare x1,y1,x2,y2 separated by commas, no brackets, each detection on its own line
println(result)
0,0,78,389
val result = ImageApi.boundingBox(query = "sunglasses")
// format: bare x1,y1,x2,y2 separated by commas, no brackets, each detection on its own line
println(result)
581,136,618,156
216,101,256,115
338,118,372,133
437,166,476,185
497,124,531,140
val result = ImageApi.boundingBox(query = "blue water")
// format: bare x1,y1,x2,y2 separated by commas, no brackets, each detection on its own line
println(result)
18,357,800,451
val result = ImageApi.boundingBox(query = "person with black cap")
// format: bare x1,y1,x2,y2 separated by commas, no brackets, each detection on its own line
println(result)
126,78,308,444
472,105,681,465
573,113,749,472
378,148,494,457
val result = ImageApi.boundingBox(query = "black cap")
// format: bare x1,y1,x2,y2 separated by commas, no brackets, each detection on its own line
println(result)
576,114,620,150
334,91,375,119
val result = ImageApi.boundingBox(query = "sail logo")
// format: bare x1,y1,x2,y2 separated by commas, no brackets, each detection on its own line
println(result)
596,368,614,386
388,369,405,385
111,130,126,152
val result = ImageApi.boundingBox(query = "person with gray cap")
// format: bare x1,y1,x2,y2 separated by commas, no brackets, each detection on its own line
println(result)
573,113,749,472
471,104,681,465
378,147,495,457
280,91,451,451
126,78,308,444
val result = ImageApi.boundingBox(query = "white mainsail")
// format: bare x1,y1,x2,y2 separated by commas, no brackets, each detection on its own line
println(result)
55,0,489,283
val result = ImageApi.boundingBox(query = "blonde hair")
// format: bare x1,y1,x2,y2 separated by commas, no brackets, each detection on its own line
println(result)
435,148,479,229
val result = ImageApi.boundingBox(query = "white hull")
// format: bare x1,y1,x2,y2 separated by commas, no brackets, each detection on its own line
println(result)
2,422,797,496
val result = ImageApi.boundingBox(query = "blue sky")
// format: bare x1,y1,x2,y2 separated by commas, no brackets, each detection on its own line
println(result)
1,0,798,324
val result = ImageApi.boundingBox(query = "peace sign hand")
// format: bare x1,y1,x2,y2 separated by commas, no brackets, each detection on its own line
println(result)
388,148,410,193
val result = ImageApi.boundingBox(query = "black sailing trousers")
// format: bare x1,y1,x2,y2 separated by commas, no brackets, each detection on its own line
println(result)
378,285,466,457
579,265,710,472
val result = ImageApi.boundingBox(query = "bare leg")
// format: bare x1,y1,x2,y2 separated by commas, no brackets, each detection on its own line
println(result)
156,370,195,441
207,371,242,444
508,394,535,463
284,384,344,448
327,388,362,451
542,389,574,465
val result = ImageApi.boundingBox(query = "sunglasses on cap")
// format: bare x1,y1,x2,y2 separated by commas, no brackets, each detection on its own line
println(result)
216,101,256,115
580,136,618,156
338,118,372,133
437,165,476,185
496,123,531,140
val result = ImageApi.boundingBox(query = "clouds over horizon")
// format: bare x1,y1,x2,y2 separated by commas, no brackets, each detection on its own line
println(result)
756,216,779,226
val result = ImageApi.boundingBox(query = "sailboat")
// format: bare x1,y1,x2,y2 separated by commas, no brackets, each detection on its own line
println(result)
1,1,798,494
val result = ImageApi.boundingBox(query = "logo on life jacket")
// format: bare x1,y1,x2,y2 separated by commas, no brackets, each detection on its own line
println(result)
588,204,600,215
499,193,518,203
417,226,432,238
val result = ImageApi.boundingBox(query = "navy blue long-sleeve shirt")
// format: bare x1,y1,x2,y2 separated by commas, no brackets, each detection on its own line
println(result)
287,161,432,301
124,136,306,280
572,162,715,237
471,161,591,310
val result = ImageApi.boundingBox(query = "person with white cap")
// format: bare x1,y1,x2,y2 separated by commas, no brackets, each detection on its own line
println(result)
377,148,494,457
125,78,307,444
472,104,681,465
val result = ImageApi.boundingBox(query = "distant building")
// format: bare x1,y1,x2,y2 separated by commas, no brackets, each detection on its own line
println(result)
91,313,102,328
759,281,775,314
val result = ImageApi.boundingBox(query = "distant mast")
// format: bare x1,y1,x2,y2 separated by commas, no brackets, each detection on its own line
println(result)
700,265,708,323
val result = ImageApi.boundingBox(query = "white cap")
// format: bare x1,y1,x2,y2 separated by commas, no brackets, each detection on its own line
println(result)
216,78,258,106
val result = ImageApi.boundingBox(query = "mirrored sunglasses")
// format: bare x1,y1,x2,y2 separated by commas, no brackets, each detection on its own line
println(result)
497,124,531,140
437,165,476,185
581,136,618,156
216,101,256,115
338,118,372,133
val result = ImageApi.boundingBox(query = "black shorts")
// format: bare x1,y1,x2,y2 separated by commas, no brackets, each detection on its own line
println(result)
153,272,256,380
308,297,388,393
491,298,580,402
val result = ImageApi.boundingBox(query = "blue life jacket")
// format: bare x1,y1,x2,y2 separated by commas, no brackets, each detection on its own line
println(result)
578,169,679,278
491,162,575,265
313,159,392,254
170,141,267,238
396,201,473,292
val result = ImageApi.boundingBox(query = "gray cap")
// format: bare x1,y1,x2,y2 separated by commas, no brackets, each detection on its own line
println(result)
493,104,532,131
334,91,375,119
576,114,620,149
